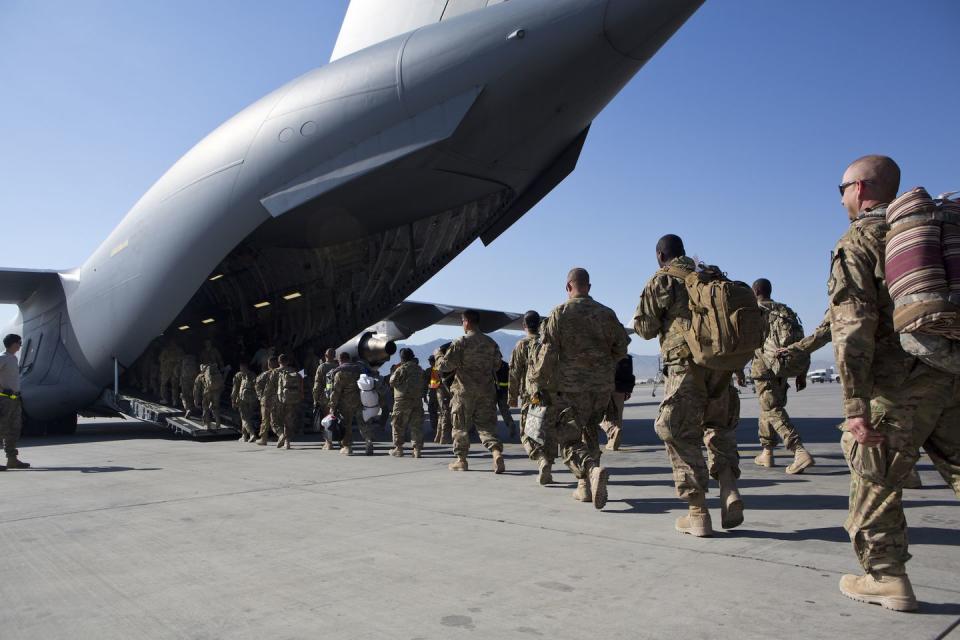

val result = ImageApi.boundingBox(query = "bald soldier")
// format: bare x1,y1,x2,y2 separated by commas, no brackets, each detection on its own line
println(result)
528,268,628,509
436,310,505,473
824,155,960,611
633,234,744,537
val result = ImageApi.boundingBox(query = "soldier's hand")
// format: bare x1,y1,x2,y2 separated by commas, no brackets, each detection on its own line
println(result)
846,416,885,447
623,393,631,401
795,375,806,392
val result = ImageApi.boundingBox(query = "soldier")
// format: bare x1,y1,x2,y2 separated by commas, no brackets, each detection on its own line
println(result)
436,351,454,446
389,348,425,458
601,356,635,451
158,340,184,405
194,363,224,428
199,339,224,369
827,155,959,611
313,348,339,449
178,354,200,418
275,354,303,450
329,352,375,456
750,278,815,473
231,362,258,442
633,235,744,536
255,356,280,445
529,269,627,508
425,355,443,442
495,360,517,440
436,310,505,473
0,334,29,470
509,310,555,485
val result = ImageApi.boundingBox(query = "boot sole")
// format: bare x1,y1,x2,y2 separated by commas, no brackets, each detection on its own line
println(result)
590,468,609,510
721,499,744,529
537,468,553,485
839,587,918,612
754,458,774,468
786,458,815,475
675,523,713,537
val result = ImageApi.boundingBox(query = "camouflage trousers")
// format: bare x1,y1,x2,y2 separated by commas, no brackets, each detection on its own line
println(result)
259,400,276,440
0,396,22,457
237,398,259,440
437,389,452,441
392,403,424,449
451,391,502,457
551,391,608,479
279,401,301,444
201,390,221,426
338,405,374,447
756,377,802,451
496,394,516,436
600,391,627,443
159,364,180,404
842,361,960,576
427,389,439,434
179,378,196,414
520,400,556,464
655,363,741,500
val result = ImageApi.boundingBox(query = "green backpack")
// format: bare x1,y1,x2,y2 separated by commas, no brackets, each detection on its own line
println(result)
278,370,303,405
765,302,810,378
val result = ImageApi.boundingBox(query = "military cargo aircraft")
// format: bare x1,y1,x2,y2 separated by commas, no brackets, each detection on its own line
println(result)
0,0,703,432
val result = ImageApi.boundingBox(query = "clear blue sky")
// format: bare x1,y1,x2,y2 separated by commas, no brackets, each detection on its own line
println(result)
1,0,957,357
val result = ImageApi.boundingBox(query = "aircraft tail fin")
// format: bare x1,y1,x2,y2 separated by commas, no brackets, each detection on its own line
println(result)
0,268,62,305
330,0,506,62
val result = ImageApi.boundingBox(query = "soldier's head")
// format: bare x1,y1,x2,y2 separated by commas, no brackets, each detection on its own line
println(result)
428,354,436,366
339,352,352,363
399,347,414,362
840,155,900,219
278,354,292,367
523,310,541,335
565,268,590,298
267,356,279,369
752,278,772,301
461,309,481,333
239,362,250,373
655,234,685,267
324,347,337,361
3,334,22,355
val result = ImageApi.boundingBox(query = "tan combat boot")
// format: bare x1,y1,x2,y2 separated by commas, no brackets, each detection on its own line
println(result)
572,478,592,502
276,434,286,449
340,445,352,456
449,456,468,471
839,573,918,612
284,439,291,450
718,467,744,529
589,466,609,510
786,447,814,475
903,467,923,489
492,449,505,474
257,435,268,446
754,448,774,467
412,447,422,459
6,456,30,469
389,446,404,457
322,440,333,451
675,493,713,537
537,458,553,485
605,427,622,451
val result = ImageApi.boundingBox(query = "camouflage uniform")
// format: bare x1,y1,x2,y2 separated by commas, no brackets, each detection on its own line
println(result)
509,332,554,464
158,342,184,404
437,380,453,444
312,360,338,414
177,355,200,416
255,367,279,441
752,299,804,451
329,363,374,449
424,364,440,438
194,365,223,427
436,330,503,458
529,295,629,480
276,366,303,447
199,342,224,369
634,256,741,500
828,205,960,577
788,311,832,356
390,361,425,451
231,370,259,440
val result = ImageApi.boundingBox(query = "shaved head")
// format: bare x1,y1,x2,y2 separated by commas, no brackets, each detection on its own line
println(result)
655,234,685,267
752,278,772,299
843,155,901,202
567,268,590,287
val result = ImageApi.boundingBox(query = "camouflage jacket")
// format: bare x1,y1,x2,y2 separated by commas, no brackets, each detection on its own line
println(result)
828,205,912,418
787,310,832,356
436,330,501,399
329,363,363,411
751,299,802,379
231,370,256,405
508,333,537,406
532,295,629,395
255,368,279,404
159,343,184,370
633,256,696,365
390,361,423,409
312,360,338,405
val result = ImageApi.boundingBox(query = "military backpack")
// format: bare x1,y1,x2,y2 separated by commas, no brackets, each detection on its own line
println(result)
665,263,765,371
764,302,809,378
278,370,303,405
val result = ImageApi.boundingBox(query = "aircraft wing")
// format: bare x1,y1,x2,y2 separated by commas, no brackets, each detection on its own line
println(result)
330,0,508,62
370,300,524,341
0,268,62,305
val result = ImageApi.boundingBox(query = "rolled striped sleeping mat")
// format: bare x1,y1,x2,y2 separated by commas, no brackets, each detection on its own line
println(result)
885,187,960,336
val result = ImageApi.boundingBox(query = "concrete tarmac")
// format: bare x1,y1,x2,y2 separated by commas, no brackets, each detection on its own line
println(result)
2,383,958,639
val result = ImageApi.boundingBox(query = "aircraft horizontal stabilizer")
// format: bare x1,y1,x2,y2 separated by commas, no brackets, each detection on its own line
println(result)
0,268,62,305
260,87,483,218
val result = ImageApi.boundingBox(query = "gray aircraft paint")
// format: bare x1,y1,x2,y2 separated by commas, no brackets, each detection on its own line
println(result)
0,0,703,423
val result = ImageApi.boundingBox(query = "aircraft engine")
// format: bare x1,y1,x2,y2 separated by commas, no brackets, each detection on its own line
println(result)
338,331,397,368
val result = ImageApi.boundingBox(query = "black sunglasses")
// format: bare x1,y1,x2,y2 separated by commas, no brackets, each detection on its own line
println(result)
839,179,870,196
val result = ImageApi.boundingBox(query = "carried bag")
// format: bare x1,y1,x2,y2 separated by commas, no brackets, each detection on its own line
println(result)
321,413,345,441
665,264,765,371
